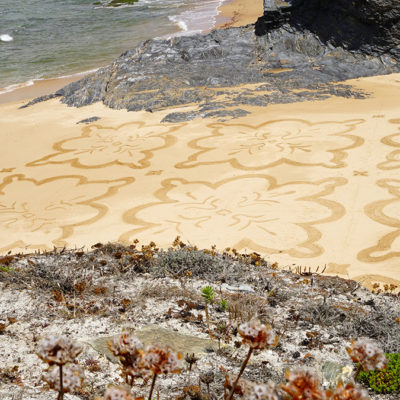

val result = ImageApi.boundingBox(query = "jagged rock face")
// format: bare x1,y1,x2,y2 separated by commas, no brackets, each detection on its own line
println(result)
257,0,400,59
54,24,399,120
29,0,399,120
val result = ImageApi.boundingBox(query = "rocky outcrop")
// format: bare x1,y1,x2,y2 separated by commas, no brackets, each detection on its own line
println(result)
257,0,400,59
27,1,400,122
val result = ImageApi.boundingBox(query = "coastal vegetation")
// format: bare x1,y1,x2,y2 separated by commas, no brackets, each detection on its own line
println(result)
1,239,399,399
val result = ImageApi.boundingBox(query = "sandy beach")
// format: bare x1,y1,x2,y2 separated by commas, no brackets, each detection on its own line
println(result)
1,72,400,293
0,0,400,292
216,0,264,28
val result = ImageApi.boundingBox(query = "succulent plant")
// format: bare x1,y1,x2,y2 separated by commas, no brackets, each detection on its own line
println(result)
357,353,400,393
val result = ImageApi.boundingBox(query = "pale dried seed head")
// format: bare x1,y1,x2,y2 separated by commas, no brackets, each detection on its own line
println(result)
346,339,387,371
104,385,132,400
43,364,83,393
37,335,82,365
238,319,278,350
283,368,326,400
108,333,143,356
140,345,181,375
329,382,370,400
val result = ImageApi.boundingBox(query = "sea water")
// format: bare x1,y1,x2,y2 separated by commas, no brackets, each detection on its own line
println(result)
0,0,226,91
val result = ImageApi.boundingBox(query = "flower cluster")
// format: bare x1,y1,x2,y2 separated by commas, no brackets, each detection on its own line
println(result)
238,319,278,350
108,332,148,384
37,335,84,399
283,368,326,400
37,335,82,366
109,333,144,357
140,344,181,375
43,364,84,393
104,385,132,400
346,339,388,371
327,382,369,400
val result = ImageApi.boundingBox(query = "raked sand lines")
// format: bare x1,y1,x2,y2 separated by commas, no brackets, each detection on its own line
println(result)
0,73,400,291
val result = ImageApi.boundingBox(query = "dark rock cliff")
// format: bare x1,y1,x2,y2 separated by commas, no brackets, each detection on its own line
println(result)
257,0,400,59
25,0,400,122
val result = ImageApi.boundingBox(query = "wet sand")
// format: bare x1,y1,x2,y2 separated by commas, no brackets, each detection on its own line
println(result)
0,72,95,105
216,0,263,28
1,74,400,292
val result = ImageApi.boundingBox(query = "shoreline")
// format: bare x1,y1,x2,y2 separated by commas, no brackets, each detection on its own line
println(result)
0,0,257,105
0,69,98,105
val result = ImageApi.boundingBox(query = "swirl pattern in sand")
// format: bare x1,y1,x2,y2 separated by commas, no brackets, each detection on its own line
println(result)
1,74,400,291
121,175,346,257
176,119,364,170
28,122,179,169
0,174,134,251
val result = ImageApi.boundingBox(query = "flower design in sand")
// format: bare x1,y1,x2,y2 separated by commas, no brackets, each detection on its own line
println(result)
377,119,400,170
176,119,364,170
0,174,134,251
121,175,346,258
358,179,400,263
28,122,178,169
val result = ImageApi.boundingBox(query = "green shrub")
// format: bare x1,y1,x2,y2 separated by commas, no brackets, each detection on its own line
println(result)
357,353,400,393
201,286,215,303
0,264,13,273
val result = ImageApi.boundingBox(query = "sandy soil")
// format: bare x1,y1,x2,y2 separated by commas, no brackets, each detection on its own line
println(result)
1,74,400,292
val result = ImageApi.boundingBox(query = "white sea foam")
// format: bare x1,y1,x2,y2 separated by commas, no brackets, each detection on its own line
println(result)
0,34,13,42
56,68,99,80
0,80,34,95
178,20,188,31
168,0,224,36
0,68,99,96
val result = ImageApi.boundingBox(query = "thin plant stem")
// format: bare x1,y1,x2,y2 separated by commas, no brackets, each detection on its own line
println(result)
354,364,363,381
148,372,158,400
227,347,253,400
205,303,213,340
57,364,64,400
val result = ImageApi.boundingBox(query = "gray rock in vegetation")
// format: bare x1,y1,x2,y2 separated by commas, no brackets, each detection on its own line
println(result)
88,325,219,363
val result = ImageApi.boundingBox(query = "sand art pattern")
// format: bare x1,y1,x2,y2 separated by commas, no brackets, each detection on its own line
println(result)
0,174,134,252
121,176,346,258
1,75,400,290
359,179,400,263
377,119,400,170
28,122,180,169
176,119,364,170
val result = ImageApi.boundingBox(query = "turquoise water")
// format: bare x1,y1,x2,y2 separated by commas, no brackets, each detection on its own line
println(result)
0,0,224,90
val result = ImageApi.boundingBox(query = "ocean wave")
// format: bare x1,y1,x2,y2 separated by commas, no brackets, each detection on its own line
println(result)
0,68,99,96
0,34,13,42
169,15,188,32
168,0,223,35
93,0,138,8
0,80,34,95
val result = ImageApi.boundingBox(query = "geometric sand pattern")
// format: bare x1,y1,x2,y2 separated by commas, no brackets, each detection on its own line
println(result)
1,74,400,291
